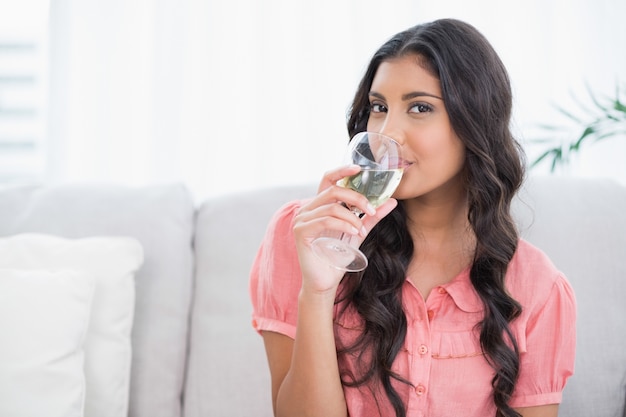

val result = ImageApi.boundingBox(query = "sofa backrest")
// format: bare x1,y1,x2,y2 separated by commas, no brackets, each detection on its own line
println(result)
0,183,196,417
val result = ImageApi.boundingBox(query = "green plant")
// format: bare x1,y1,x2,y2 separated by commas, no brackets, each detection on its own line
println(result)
530,83,626,172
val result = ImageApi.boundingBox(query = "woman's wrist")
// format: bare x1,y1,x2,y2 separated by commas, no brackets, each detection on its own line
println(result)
298,283,339,309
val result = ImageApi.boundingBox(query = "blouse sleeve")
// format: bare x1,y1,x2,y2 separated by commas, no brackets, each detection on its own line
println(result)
509,273,577,407
249,200,304,340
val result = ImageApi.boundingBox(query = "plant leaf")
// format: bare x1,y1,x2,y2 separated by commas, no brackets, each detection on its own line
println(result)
529,82,626,173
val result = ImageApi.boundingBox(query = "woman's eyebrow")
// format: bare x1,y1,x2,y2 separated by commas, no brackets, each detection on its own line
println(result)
368,91,443,101
402,91,443,101
368,91,386,100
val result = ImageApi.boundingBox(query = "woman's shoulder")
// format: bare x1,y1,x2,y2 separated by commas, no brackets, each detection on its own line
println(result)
512,239,558,270
263,198,311,237
506,239,571,307
253,198,314,269
506,240,577,366
250,199,310,338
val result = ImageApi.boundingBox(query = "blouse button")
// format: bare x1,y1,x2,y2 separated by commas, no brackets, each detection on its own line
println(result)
418,344,428,355
415,384,426,396
438,287,446,294
427,309,435,320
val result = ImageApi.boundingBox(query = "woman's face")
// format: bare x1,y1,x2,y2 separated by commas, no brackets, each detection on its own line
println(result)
366,54,466,202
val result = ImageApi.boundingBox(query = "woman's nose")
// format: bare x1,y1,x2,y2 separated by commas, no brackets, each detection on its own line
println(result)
376,114,405,145
378,126,405,146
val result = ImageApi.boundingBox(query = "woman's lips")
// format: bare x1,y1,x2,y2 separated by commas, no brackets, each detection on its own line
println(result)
400,159,414,169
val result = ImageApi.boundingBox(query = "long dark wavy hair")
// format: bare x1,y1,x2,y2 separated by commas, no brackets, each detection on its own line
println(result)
336,19,525,417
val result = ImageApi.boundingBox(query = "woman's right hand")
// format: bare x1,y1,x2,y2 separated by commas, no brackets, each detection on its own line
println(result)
269,166,397,417
292,165,397,295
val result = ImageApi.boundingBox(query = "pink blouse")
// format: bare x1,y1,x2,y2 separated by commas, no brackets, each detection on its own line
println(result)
250,200,576,417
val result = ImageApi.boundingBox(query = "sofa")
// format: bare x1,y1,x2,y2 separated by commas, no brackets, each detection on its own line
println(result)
0,175,624,417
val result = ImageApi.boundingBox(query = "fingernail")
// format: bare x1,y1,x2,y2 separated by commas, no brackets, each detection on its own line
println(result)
366,203,376,215
361,226,367,236
351,227,360,235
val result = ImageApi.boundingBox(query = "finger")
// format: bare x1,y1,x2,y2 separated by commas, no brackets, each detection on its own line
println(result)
361,198,398,233
295,202,366,239
300,198,398,250
304,183,375,218
317,164,361,193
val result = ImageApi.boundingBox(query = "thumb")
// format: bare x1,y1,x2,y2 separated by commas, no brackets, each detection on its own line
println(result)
361,198,398,233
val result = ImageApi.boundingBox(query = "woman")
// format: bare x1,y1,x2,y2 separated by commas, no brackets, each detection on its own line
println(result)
250,18,576,417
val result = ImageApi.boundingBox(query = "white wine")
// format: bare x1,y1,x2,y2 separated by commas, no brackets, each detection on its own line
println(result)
340,168,403,208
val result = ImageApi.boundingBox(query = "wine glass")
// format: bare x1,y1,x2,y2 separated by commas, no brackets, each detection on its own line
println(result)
311,131,405,272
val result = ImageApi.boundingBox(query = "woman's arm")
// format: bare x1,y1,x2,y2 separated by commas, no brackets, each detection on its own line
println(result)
261,165,397,417
515,404,559,417
262,332,293,412
263,289,348,417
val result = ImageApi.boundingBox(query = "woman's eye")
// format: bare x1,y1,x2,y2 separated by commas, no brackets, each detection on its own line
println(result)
370,103,387,113
409,103,433,113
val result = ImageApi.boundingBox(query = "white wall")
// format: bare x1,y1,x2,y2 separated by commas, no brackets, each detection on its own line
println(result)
44,0,626,202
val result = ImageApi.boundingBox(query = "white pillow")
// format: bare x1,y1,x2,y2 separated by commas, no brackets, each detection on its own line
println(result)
0,234,144,417
0,269,95,417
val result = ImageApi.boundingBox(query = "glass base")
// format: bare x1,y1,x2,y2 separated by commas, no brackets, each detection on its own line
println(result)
311,237,368,272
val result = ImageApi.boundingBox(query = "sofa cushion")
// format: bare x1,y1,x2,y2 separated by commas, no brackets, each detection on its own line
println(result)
0,233,143,417
0,268,94,417
0,183,195,417
184,184,315,417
